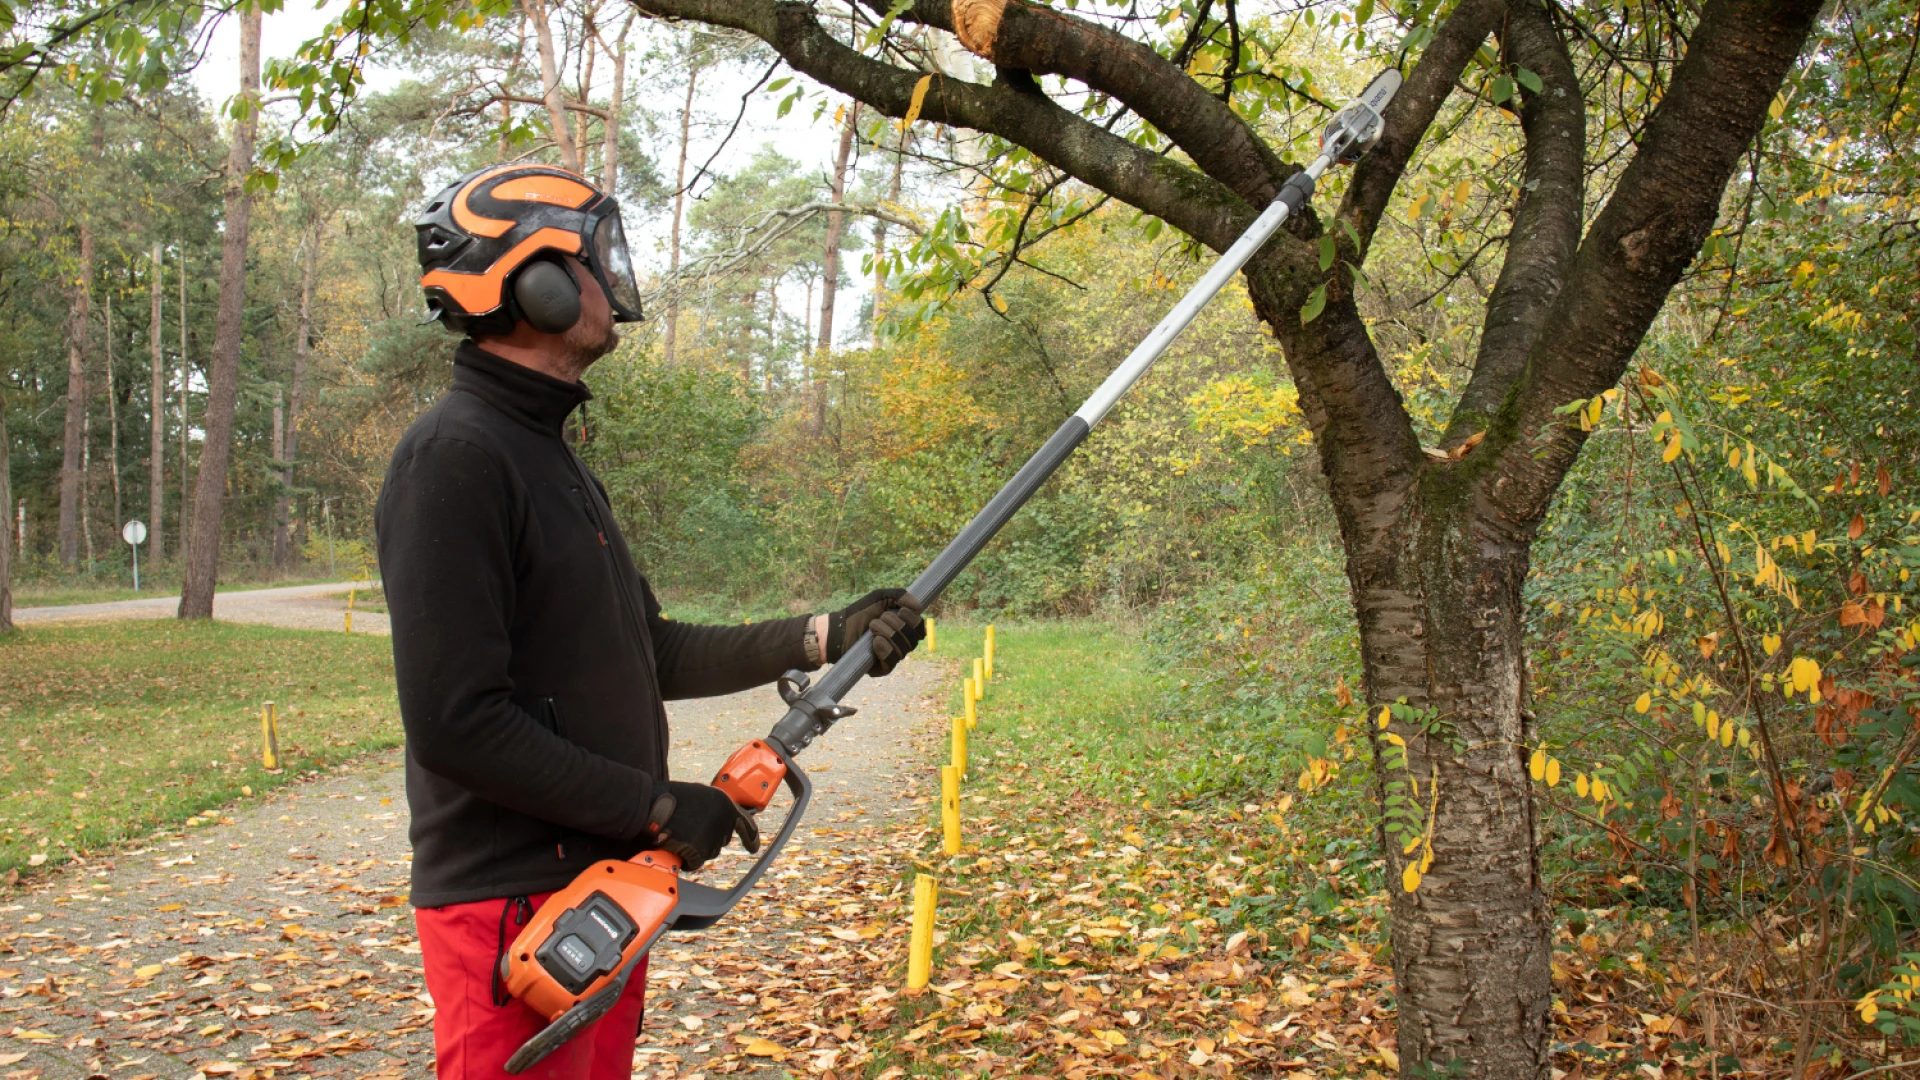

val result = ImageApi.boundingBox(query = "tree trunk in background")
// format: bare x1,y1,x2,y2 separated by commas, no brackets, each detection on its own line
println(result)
179,3,261,620
275,228,316,570
271,385,286,567
601,16,632,194
106,293,122,531
179,250,190,554
871,134,905,345
149,242,165,563
524,0,581,173
82,390,94,571
817,103,858,355
58,221,92,568
663,60,697,365
0,404,11,632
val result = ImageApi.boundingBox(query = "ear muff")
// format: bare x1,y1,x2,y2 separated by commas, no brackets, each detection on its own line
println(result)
513,260,582,334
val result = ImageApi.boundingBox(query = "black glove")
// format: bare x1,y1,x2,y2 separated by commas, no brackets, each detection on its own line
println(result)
827,588,926,676
642,780,760,872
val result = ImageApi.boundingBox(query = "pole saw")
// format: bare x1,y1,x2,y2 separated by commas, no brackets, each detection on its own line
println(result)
497,67,1402,1074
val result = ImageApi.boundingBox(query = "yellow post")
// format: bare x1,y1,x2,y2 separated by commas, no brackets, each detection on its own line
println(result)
906,874,938,989
963,677,977,731
344,586,356,634
261,702,280,770
951,712,968,775
926,617,937,653
941,765,961,855
973,657,985,698
984,625,995,680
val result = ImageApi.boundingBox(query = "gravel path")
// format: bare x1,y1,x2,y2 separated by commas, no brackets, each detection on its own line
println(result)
11,583,390,636
0,654,948,1080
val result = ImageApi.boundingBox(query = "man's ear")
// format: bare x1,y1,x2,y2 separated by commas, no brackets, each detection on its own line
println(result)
513,260,582,334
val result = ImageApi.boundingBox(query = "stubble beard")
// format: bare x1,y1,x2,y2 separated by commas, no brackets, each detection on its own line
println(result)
558,317,620,380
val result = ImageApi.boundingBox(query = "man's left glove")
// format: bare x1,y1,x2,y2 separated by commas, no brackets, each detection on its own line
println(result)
821,588,925,676
642,780,761,873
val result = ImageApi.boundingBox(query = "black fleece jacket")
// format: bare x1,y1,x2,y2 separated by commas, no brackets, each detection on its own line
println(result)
375,342,810,908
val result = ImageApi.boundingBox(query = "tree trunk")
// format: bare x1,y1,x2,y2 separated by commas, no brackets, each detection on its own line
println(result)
58,221,92,568
82,390,94,572
524,0,581,172
601,15,633,194
106,291,122,531
0,402,11,632
179,3,261,620
149,242,165,563
275,228,316,570
663,60,698,365
817,103,859,354
271,385,286,568
871,133,905,345
179,249,190,555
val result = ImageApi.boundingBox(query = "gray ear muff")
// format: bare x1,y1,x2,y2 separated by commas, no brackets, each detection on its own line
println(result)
513,260,581,334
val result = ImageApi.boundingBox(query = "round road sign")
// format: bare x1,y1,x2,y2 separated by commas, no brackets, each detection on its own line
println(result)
122,520,148,546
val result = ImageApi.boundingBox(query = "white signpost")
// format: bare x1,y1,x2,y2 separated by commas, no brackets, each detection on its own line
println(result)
122,520,148,591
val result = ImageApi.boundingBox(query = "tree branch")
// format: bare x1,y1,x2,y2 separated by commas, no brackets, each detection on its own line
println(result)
1339,0,1505,255
1478,0,1826,525
635,0,1254,253
1443,0,1585,444
895,0,1288,206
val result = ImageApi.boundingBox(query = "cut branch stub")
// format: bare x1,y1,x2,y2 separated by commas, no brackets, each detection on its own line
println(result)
951,0,1005,58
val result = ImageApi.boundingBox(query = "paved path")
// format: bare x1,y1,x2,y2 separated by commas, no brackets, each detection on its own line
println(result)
12,583,390,635
0,654,944,1080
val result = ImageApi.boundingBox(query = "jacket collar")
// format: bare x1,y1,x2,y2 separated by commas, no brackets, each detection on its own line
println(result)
452,340,592,436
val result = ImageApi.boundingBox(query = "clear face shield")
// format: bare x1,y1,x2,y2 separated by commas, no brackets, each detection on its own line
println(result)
586,207,645,323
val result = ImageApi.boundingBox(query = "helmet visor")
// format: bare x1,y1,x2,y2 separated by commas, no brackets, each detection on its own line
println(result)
589,209,645,322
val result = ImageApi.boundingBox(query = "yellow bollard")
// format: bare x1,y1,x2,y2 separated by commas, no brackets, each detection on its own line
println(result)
963,677,977,731
973,657,986,698
906,874,938,989
261,702,281,770
951,712,968,776
926,617,937,653
941,765,961,856
344,585,356,634
984,625,995,680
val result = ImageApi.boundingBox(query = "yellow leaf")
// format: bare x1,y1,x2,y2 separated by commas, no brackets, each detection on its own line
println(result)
901,74,934,130
1663,434,1684,463
1720,720,1735,748
1762,633,1781,657
1634,692,1651,714
1409,192,1430,221
1529,749,1546,782
1546,758,1562,786
1728,446,1741,469
1769,93,1786,120
1576,774,1590,798
741,1037,787,1058
1706,712,1720,741
1591,779,1608,802
135,964,163,979
1402,864,1421,892
1377,705,1391,729
989,292,1009,314
1454,178,1471,205
1584,396,1603,430
159,903,183,913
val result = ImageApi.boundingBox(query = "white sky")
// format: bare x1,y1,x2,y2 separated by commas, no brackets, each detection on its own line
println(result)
192,1,881,347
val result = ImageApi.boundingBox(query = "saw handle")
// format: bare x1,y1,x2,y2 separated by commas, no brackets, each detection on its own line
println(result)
712,739,784,814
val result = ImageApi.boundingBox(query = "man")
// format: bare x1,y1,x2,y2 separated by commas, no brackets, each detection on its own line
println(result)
377,165,923,1080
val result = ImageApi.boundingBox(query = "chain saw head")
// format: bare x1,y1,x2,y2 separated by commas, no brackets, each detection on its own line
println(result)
1320,68,1403,164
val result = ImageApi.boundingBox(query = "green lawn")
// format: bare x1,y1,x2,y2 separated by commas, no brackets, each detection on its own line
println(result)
0,620,399,879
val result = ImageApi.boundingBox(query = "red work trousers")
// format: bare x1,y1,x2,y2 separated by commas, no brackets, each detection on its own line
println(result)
416,891,649,1080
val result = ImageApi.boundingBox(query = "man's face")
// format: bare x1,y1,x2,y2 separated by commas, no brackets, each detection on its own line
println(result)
558,256,620,374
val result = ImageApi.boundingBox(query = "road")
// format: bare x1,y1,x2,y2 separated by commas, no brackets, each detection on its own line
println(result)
0,651,945,1080
11,582,390,635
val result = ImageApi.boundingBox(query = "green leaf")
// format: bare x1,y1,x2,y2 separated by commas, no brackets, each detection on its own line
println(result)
1299,284,1327,324
1355,0,1375,27
1318,236,1336,272
1515,66,1543,94
1490,75,1514,104
1339,218,1361,250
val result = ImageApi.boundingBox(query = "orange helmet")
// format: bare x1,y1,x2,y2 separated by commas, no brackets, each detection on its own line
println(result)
416,164,645,334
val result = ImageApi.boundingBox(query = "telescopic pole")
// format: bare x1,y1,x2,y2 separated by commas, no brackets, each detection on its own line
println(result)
770,69,1403,755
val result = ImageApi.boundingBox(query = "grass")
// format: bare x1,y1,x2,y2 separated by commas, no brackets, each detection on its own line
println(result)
867,620,1400,1077
0,619,399,879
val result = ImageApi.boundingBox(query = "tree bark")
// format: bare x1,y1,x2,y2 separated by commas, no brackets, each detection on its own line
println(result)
149,242,165,563
602,15,633,194
106,291,123,531
817,103,859,354
663,59,698,364
525,0,582,172
274,227,317,570
58,221,92,568
0,403,11,632
179,3,261,620
271,385,286,568
871,132,906,344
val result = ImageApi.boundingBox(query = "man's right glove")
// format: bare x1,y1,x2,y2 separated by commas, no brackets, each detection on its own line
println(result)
642,780,760,872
